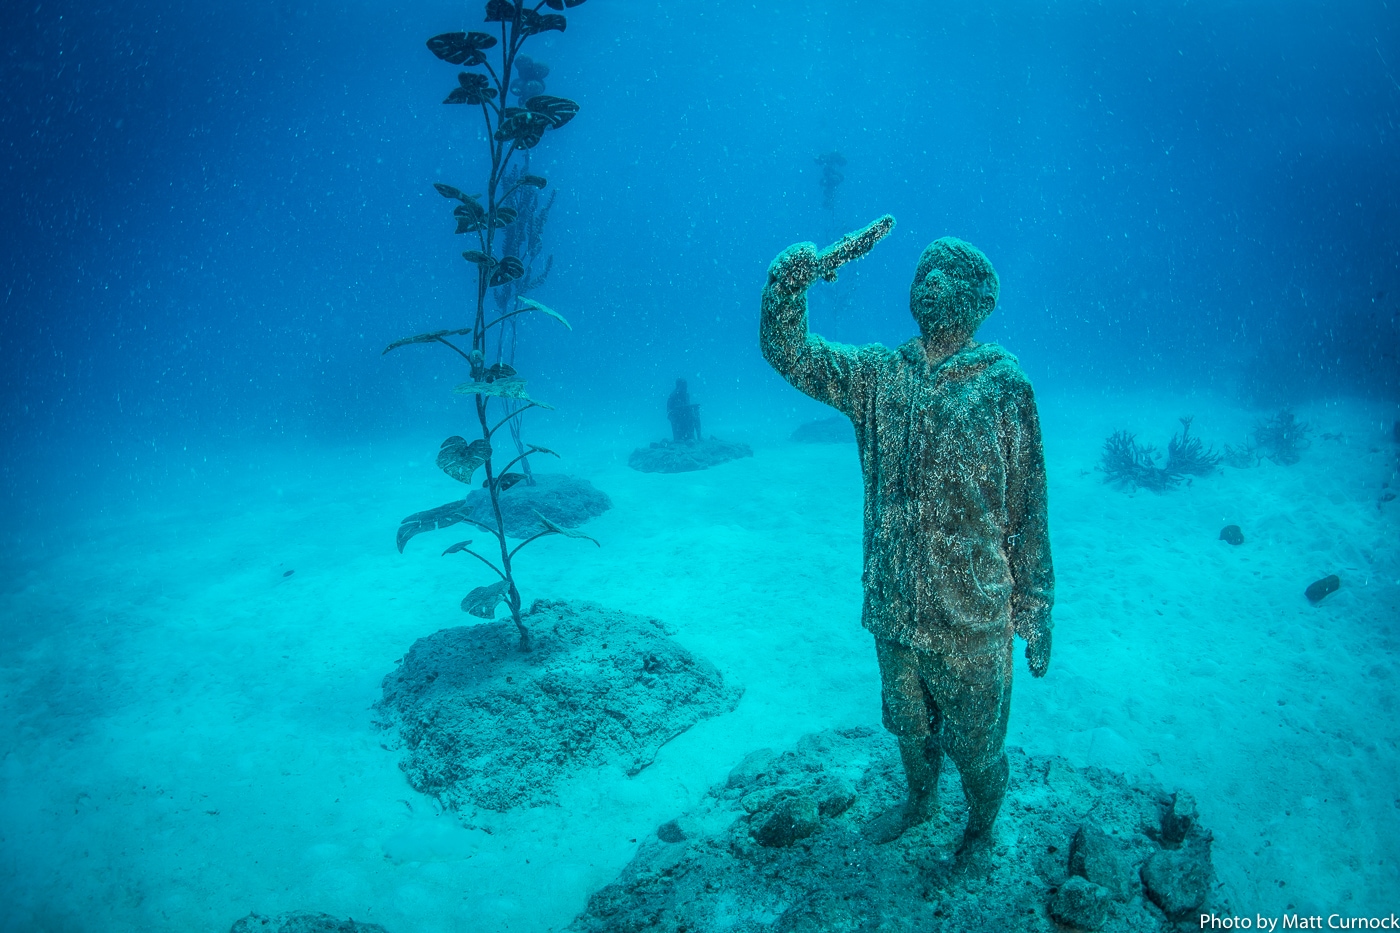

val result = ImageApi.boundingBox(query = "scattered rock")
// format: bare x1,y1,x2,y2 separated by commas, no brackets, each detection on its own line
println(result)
1049,876,1111,930
1141,837,1213,920
790,416,855,444
628,437,754,473
1304,574,1340,604
229,912,389,933
566,728,1214,932
657,817,700,844
1069,823,1133,901
374,600,742,813
751,794,821,848
463,472,611,538
1218,525,1243,546
1157,792,1198,847
726,748,776,789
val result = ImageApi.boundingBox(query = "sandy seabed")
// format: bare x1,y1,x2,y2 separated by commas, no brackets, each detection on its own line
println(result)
1,390,1397,932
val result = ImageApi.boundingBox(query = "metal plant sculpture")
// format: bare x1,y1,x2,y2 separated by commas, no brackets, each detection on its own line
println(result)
384,0,593,652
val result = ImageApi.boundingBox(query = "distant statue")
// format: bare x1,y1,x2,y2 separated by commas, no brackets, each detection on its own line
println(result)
666,379,702,442
815,151,847,211
760,216,1054,858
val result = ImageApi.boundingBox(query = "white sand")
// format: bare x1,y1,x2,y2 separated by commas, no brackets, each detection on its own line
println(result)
1,391,1397,932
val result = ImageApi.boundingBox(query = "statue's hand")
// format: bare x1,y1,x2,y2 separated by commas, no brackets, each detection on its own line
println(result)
815,214,895,282
766,242,821,297
1026,630,1052,678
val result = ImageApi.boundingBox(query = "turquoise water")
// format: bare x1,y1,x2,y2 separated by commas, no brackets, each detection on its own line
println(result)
2,2,1398,930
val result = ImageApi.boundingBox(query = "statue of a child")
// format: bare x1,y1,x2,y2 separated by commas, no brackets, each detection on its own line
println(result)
760,216,1054,853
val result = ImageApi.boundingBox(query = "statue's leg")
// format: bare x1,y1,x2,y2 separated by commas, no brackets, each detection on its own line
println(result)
864,638,942,843
937,649,1013,854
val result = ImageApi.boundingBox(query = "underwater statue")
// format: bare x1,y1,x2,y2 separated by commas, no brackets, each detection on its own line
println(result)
666,378,703,442
760,217,1055,855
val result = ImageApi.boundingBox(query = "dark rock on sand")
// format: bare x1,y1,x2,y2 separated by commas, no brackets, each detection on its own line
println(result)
790,416,855,444
566,729,1216,933
230,912,389,933
1141,837,1213,920
1304,574,1340,604
1069,823,1133,901
1049,876,1112,930
628,437,753,473
1218,525,1244,546
374,600,742,813
463,472,611,538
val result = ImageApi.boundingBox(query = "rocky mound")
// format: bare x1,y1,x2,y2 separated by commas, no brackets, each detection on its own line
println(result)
790,416,855,444
568,728,1216,933
374,600,743,813
230,912,388,933
629,437,753,473
463,472,611,538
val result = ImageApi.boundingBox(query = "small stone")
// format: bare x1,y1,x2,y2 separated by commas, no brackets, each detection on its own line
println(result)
1159,792,1199,847
657,818,697,843
726,748,776,789
1068,823,1132,901
1048,876,1110,930
751,795,820,848
1218,525,1244,546
1141,838,1213,920
1304,574,1340,604
815,779,856,818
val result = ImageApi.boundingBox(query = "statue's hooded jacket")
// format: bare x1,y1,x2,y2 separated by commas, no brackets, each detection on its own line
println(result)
760,256,1053,663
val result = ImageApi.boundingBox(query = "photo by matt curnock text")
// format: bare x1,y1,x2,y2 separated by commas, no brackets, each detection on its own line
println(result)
1201,914,1400,930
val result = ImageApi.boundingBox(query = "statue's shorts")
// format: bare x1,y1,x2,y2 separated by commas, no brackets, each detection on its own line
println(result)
875,636,1012,775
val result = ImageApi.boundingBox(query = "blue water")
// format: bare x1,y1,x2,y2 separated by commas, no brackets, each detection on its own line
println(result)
2,1,1398,930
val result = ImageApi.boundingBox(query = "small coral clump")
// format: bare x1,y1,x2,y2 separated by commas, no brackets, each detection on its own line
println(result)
1100,417,1219,492
1165,416,1222,477
1252,409,1311,465
1100,430,1179,492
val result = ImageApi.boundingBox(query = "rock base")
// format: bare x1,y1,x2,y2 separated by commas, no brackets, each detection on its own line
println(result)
374,600,743,813
463,473,611,538
568,728,1215,932
628,437,753,473
229,912,388,933
790,416,855,444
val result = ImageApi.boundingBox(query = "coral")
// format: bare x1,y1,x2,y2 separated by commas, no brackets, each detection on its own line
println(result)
1100,430,1179,492
1164,416,1221,477
1252,409,1311,465
1221,440,1258,469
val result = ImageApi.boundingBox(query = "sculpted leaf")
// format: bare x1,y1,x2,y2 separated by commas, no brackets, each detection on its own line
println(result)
462,579,511,618
518,9,567,35
517,297,571,330
445,72,497,105
440,540,474,555
518,174,548,189
492,206,518,228
524,94,579,129
426,31,498,66
382,328,472,354
452,377,553,408
483,362,517,382
396,499,472,553
534,511,600,546
484,0,518,22
489,255,525,286
494,472,528,491
436,435,492,484
433,183,466,200
462,250,499,267
543,0,587,8
494,107,550,150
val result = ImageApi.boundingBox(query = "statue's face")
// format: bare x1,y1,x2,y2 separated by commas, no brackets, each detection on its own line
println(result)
909,238,999,344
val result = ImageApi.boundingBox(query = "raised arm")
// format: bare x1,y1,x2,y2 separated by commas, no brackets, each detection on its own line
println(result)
759,216,895,416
